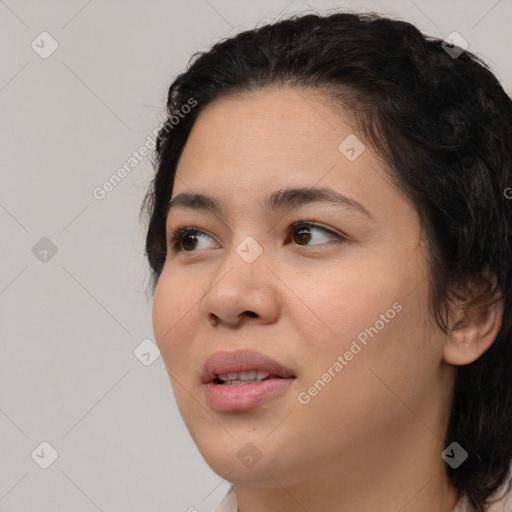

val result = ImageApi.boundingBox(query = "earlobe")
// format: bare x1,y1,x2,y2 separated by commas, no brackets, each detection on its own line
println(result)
443,295,503,366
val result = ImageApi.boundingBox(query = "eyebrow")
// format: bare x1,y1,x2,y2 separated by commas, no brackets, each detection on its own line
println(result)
167,186,374,221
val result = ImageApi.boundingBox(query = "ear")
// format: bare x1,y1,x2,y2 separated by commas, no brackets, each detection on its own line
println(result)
443,272,503,366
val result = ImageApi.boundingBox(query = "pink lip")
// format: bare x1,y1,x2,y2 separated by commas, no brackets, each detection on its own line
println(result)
201,349,296,412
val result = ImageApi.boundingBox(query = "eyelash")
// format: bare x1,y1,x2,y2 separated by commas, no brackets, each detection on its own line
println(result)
167,221,346,253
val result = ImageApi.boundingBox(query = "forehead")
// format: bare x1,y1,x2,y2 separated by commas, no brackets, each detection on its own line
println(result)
176,87,360,185
184,86,347,155
171,86,414,226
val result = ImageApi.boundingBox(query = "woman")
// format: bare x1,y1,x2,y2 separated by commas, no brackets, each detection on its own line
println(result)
141,11,512,512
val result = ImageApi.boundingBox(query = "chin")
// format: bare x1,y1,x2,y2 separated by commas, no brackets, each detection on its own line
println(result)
197,434,306,489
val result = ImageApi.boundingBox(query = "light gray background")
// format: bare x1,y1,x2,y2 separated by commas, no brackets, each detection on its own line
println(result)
1,1,511,511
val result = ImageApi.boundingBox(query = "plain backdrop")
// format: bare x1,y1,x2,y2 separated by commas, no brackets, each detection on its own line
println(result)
1,1,511,511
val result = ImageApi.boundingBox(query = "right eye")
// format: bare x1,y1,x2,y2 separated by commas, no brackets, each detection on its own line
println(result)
168,227,218,252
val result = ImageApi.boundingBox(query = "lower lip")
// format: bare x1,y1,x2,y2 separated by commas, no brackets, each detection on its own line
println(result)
203,378,294,412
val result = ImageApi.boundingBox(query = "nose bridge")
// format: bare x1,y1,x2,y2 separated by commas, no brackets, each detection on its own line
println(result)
211,232,267,297
217,214,268,270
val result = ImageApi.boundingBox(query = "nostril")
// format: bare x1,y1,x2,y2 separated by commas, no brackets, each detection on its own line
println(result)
244,311,258,318
208,313,220,327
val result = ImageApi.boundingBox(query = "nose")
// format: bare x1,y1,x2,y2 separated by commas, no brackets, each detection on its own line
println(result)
199,244,281,328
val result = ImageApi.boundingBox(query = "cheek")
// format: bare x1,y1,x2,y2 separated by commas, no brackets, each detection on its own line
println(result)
289,277,436,444
320,249,427,343
293,252,434,385
294,262,400,348
152,268,200,369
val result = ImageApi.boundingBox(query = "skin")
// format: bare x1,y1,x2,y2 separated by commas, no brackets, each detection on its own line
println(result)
152,86,503,512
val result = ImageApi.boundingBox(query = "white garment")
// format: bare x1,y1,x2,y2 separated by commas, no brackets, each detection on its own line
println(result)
213,486,474,512
214,486,238,512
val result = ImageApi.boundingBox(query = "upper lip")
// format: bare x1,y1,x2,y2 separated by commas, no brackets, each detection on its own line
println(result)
201,349,296,384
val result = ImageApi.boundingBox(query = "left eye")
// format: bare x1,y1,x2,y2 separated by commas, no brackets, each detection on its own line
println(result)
287,222,343,246
168,222,343,253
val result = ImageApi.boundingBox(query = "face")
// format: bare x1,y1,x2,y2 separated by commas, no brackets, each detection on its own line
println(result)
152,86,454,489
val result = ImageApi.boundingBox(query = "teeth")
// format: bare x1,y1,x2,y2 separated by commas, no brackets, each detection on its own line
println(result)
224,380,254,386
218,371,271,383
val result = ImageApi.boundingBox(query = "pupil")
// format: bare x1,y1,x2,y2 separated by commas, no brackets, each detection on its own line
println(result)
182,233,198,251
294,227,311,245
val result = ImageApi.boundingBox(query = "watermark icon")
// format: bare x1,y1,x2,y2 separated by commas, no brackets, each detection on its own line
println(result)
31,32,59,59
237,442,263,468
338,133,366,161
442,442,468,469
236,236,263,263
32,237,58,263
133,338,160,366
442,32,468,59
31,441,59,469
297,301,403,405
92,97,197,200
504,187,512,200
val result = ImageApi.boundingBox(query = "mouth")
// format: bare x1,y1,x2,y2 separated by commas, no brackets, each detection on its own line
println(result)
213,370,286,386
201,349,296,383
201,349,296,412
